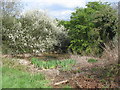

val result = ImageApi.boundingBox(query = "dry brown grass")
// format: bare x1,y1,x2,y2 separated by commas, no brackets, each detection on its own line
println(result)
101,41,118,63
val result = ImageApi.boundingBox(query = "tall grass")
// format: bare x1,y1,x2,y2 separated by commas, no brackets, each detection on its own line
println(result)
101,41,118,62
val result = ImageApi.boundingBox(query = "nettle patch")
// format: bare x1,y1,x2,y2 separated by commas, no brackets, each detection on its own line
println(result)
31,57,76,71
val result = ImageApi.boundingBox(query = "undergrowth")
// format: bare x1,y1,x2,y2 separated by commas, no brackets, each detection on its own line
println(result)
31,57,76,71
89,64,119,87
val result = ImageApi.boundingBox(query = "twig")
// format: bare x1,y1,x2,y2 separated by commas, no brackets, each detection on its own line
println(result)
54,80,69,86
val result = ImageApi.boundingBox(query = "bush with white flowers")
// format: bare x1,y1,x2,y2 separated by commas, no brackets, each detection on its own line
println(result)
2,10,68,54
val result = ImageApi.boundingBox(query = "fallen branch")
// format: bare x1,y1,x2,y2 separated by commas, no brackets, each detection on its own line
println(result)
75,81,82,88
54,80,69,86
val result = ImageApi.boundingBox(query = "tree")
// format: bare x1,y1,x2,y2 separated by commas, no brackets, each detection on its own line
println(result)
1,0,22,17
68,7,100,55
93,4,118,43
1,0,23,54
61,2,117,55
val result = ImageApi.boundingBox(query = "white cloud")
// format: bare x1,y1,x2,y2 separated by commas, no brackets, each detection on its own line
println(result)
61,10,74,15
21,0,86,8
48,10,74,20
21,0,119,20
86,0,120,2
21,0,86,20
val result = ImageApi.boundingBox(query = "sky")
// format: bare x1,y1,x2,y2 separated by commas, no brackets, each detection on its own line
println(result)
20,0,119,20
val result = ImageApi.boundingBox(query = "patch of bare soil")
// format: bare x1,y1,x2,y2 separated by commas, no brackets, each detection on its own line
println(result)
52,71,119,88
69,75,104,88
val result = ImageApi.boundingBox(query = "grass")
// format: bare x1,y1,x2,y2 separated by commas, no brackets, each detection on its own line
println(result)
87,58,98,63
31,57,76,71
0,60,1,89
62,85,72,88
2,58,51,88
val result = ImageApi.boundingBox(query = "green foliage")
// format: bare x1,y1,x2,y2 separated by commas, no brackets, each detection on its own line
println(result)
87,58,98,63
60,2,117,55
93,3,117,43
31,57,76,71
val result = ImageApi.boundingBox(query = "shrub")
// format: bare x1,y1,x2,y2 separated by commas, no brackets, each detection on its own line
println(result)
2,10,68,54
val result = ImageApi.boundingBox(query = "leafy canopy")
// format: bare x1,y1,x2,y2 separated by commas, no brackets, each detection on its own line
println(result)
60,2,117,55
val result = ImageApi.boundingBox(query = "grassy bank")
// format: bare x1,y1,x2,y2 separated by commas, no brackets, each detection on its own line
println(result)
2,58,50,88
